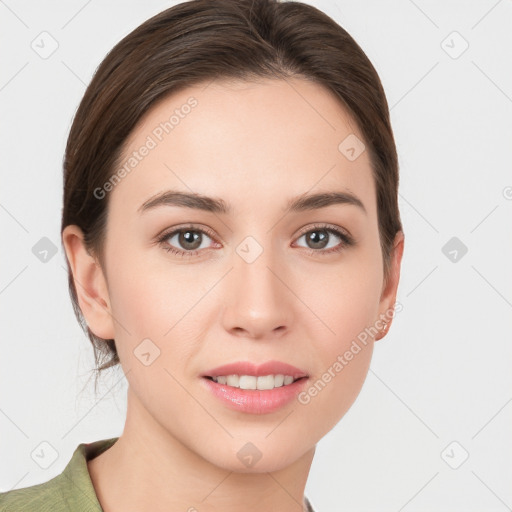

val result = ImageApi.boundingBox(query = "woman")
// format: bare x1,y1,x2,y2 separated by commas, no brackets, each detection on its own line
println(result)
0,0,404,510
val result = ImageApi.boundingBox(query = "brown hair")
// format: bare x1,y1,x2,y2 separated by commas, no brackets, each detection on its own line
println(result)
61,0,402,385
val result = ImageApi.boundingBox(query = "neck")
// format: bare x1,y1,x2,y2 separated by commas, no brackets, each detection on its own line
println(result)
88,387,315,512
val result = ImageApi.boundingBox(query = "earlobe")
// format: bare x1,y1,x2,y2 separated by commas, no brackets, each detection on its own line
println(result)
375,231,405,341
62,225,115,340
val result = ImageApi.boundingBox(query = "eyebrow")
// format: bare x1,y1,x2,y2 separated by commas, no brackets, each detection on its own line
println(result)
138,189,366,215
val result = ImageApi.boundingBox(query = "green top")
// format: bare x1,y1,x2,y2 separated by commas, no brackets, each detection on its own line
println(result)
0,437,316,511
0,437,118,512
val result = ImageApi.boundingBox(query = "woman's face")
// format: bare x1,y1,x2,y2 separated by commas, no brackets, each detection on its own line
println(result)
80,77,402,472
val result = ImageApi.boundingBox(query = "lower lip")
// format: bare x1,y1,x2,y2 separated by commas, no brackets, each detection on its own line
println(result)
201,377,309,414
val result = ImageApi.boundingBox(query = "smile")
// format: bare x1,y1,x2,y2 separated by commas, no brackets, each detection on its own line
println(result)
207,374,301,390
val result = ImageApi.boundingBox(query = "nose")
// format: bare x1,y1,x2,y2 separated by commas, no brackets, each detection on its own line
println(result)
221,240,295,340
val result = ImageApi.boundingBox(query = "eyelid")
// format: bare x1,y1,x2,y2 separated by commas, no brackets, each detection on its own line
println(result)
295,222,354,244
156,223,219,243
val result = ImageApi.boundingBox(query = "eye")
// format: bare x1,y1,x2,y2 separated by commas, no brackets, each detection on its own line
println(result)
293,223,354,256
157,224,218,257
156,223,354,258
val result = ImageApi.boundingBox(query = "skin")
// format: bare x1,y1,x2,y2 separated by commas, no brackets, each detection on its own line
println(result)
63,77,404,512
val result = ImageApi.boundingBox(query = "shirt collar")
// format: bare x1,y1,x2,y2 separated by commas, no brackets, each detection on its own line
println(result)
55,437,119,511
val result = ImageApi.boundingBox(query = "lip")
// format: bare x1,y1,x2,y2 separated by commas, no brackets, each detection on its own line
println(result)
200,360,309,414
202,360,308,380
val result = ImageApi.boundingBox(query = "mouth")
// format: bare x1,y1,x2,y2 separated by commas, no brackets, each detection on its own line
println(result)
201,363,310,414
201,359,309,402
203,374,307,390
202,360,308,385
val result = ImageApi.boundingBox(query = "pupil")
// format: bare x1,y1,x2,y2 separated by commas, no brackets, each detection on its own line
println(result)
180,230,201,250
308,230,328,249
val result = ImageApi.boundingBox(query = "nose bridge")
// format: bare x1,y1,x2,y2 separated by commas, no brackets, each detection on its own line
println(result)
223,233,293,336
235,234,282,306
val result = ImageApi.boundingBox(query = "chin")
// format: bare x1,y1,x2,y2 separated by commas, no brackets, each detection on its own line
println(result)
199,436,314,474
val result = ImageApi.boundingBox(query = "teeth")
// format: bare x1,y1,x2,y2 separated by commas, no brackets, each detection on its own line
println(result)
210,374,299,390
239,375,257,389
274,374,284,387
256,375,273,390
226,375,239,387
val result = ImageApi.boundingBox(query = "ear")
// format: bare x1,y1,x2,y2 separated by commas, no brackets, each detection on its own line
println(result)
62,225,115,340
375,231,405,341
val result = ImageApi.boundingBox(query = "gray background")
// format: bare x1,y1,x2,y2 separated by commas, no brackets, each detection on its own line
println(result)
1,1,511,511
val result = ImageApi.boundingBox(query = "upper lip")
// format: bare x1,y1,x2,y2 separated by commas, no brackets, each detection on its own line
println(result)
202,360,308,380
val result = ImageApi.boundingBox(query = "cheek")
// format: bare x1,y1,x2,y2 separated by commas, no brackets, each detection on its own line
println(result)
294,250,382,428
105,261,207,416
303,242,384,348
296,280,377,437
105,249,209,368
298,343,373,439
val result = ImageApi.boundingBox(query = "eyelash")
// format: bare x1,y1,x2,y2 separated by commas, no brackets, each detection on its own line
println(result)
156,223,355,258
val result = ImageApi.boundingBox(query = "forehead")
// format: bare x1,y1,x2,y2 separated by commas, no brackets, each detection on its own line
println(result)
107,77,376,217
